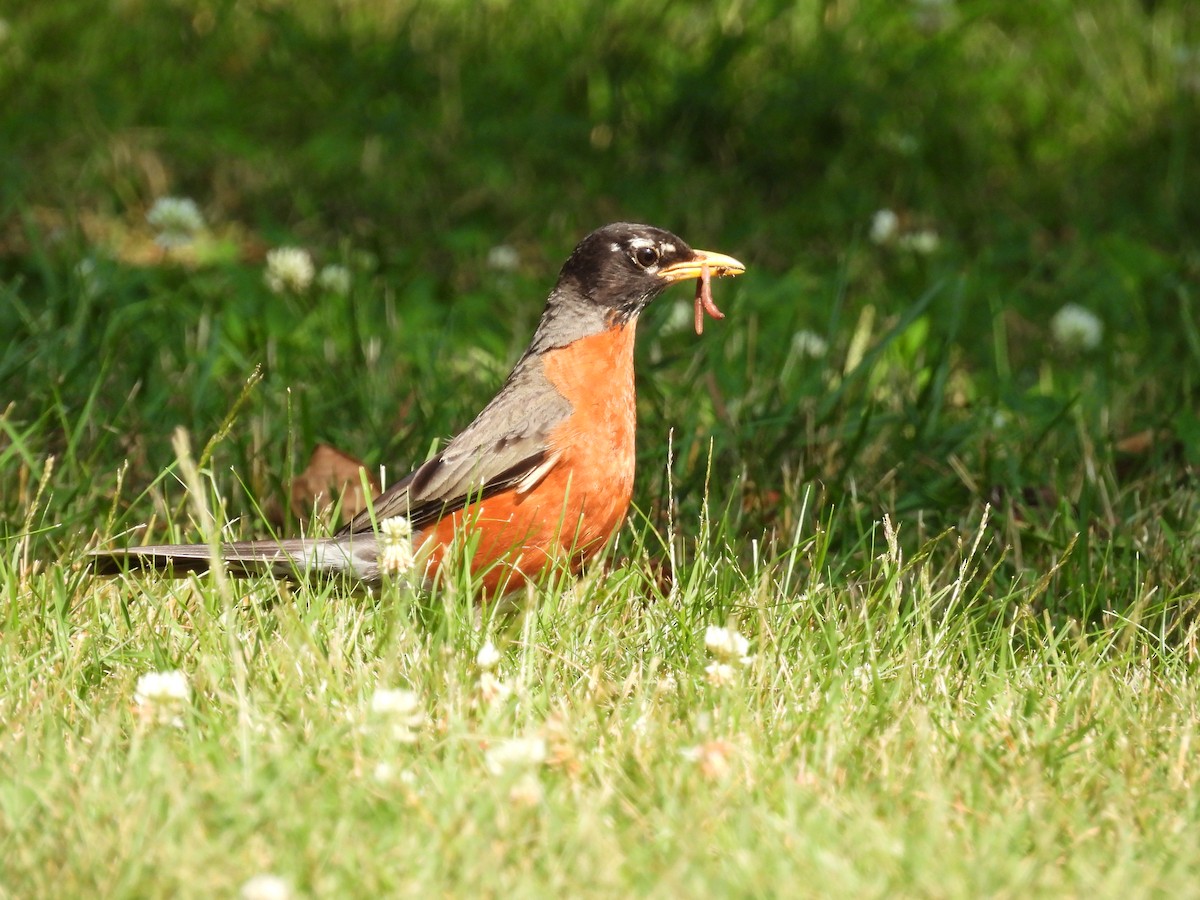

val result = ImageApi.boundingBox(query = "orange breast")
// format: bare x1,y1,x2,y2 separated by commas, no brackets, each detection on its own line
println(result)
419,326,638,597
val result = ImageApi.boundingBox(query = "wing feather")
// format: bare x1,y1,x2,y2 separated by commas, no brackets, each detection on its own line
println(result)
338,360,571,535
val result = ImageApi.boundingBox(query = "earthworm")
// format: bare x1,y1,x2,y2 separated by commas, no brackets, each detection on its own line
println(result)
694,262,726,335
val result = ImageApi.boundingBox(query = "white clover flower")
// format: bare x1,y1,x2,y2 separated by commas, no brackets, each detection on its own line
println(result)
371,687,421,716
487,244,521,272
264,247,315,294
380,543,414,576
704,661,738,687
146,197,204,248
791,329,828,360
900,229,940,255
380,516,413,541
484,736,547,775
240,873,291,900
317,263,352,296
704,625,750,661
508,771,545,807
377,515,415,576
372,762,418,786
134,669,190,726
870,209,899,245
370,687,425,743
476,640,501,670
477,672,512,706
1050,304,1103,351
135,669,190,704
372,760,397,783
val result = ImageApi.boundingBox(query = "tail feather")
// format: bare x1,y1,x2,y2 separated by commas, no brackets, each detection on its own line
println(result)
88,537,382,584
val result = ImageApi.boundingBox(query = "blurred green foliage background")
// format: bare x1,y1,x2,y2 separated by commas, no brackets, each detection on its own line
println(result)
2,0,1198,621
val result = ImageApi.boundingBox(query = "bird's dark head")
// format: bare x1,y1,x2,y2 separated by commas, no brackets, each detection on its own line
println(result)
554,222,745,324
525,222,744,354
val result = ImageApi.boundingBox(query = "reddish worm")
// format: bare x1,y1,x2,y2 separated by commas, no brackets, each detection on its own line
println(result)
694,261,726,335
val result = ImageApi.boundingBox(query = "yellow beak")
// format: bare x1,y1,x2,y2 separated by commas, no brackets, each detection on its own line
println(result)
657,249,746,283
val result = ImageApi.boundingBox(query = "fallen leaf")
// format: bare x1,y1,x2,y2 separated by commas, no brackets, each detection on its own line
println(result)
290,443,378,525
1115,429,1158,456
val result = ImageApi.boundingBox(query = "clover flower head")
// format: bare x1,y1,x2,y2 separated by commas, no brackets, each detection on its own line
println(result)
373,762,418,786
134,669,190,726
1050,303,1103,351
379,544,414,576
370,687,425,743
371,687,421,717
704,625,751,661
508,772,545,807
379,516,413,541
487,244,521,272
146,197,204,248
900,229,940,255
704,661,738,687
264,247,315,294
476,640,501,670
477,672,512,706
870,209,900,245
377,515,415,576
240,874,291,900
372,760,397,782
317,263,352,296
485,736,547,775
791,329,829,360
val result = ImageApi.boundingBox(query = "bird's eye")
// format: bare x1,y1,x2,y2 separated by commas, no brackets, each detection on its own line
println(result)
634,246,660,268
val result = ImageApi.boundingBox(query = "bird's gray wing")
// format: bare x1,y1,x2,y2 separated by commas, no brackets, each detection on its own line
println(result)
338,362,571,535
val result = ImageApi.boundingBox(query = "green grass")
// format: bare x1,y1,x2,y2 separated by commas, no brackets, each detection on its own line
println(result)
3,0,1200,894
4,511,1200,894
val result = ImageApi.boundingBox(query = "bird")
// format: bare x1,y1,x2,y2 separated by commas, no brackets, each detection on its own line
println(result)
88,222,745,596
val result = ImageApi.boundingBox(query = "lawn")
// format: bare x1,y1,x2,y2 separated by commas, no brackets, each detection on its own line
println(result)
2,0,1199,895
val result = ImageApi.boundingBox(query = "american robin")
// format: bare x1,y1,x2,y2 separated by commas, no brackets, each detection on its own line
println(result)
89,223,745,595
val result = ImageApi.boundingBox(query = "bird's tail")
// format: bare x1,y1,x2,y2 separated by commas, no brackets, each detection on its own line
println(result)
87,536,381,583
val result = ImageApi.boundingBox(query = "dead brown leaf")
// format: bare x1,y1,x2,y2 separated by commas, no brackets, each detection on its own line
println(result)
289,443,378,526
1115,429,1158,456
